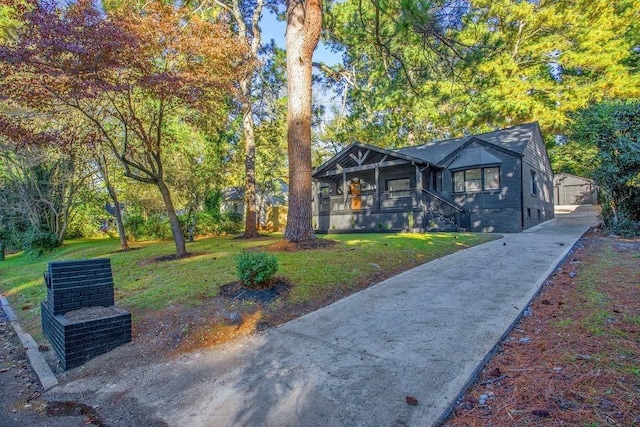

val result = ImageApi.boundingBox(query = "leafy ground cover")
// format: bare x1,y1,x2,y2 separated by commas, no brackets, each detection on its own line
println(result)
0,232,495,352
445,229,640,426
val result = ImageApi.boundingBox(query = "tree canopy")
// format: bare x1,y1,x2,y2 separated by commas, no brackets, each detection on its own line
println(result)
0,0,252,256
567,100,640,235
320,0,640,155
1,0,639,249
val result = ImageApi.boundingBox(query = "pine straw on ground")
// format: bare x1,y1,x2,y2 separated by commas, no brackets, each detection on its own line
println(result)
445,229,640,426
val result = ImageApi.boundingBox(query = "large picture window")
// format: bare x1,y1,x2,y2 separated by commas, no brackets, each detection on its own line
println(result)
386,178,410,197
453,167,501,193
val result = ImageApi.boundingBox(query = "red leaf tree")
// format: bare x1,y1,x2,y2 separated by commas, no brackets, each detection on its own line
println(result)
0,0,252,256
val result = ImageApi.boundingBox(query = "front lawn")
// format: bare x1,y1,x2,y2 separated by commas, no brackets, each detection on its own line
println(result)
0,232,497,344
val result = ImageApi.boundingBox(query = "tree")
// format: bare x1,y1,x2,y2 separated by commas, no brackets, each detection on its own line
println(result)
322,0,640,149
94,149,130,251
322,0,474,148
210,0,269,238
0,0,25,41
284,0,322,242
0,130,97,250
568,100,640,234
0,1,250,256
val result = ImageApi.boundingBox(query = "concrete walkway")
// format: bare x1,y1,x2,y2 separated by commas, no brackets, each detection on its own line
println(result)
48,206,598,427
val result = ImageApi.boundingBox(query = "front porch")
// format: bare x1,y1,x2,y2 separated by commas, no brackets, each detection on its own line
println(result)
315,189,425,231
314,189,469,232
312,143,469,232
313,143,469,232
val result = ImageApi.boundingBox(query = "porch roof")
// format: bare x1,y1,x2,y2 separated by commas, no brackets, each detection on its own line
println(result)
313,142,439,181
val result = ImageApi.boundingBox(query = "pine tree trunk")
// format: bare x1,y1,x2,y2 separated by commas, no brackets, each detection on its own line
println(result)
230,0,264,239
284,0,322,242
157,178,187,257
242,82,259,238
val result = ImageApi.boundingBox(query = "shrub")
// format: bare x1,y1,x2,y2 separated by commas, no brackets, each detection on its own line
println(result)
605,211,640,237
23,231,60,256
143,214,172,240
124,213,172,240
219,210,243,235
123,213,145,240
235,251,278,289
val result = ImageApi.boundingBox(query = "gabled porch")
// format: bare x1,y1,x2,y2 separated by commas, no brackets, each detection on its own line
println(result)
312,143,469,232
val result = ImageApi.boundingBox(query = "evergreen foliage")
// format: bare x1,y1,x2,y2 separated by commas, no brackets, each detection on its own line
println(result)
235,251,278,289
321,0,640,159
568,100,640,236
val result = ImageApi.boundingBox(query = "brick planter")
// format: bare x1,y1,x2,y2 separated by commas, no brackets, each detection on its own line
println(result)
41,259,131,370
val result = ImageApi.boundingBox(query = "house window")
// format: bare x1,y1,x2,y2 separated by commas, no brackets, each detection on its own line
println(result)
484,167,500,190
453,167,501,193
453,171,465,193
531,171,538,196
320,185,330,196
387,178,411,198
527,208,531,218
537,209,541,219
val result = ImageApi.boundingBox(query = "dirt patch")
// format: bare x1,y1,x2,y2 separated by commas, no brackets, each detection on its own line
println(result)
0,305,101,426
64,306,126,322
267,238,337,252
219,278,292,303
137,251,207,266
445,229,640,426
46,400,105,425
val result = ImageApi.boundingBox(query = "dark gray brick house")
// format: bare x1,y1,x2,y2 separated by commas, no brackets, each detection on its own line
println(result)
312,122,554,233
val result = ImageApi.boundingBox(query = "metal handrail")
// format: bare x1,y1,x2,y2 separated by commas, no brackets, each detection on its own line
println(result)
421,189,470,230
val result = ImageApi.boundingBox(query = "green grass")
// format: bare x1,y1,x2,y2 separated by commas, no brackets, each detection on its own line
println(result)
552,318,574,328
0,232,497,339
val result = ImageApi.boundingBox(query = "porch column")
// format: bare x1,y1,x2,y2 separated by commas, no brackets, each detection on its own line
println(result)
416,165,423,208
375,165,380,211
342,171,348,207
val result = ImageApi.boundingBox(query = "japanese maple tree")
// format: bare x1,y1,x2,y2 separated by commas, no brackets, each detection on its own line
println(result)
0,0,251,256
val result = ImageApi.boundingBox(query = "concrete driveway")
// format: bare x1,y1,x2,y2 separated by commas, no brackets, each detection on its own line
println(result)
48,206,598,427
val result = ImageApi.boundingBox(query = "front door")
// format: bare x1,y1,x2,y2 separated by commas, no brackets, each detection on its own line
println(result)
350,181,362,210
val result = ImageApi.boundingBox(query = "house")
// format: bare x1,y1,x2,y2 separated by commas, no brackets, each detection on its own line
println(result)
312,122,554,233
553,173,598,205
221,180,289,230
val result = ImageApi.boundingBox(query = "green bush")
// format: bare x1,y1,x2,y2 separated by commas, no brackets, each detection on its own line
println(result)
23,231,60,256
123,213,145,240
235,251,278,289
124,213,172,240
143,214,172,240
220,210,243,234
605,210,640,237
